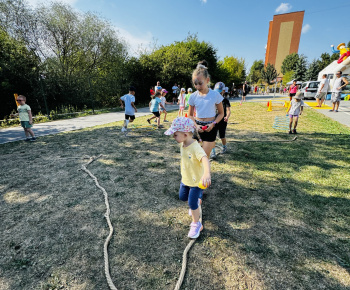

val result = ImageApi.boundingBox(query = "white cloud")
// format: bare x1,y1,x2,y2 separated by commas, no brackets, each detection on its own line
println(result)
115,27,153,56
275,3,292,14
26,0,79,7
302,24,311,34
200,0,207,3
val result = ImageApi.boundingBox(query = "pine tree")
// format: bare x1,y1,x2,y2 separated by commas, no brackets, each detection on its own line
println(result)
305,59,321,81
293,55,307,82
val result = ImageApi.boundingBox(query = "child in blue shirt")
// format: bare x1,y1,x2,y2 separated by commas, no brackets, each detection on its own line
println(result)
147,92,166,128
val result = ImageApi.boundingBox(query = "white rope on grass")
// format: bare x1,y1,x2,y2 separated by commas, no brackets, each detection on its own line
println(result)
80,154,203,290
80,155,118,290
174,205,202,290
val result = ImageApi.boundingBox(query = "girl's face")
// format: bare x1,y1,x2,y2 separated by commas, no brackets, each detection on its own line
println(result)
192,74,209,92
173,132,187,143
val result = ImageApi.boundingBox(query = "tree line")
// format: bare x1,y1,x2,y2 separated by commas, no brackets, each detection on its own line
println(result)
0,0,246,119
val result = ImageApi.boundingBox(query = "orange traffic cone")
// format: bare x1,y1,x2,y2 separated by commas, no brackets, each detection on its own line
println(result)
185,113,188,117
267,100,272,111
267,101,270,107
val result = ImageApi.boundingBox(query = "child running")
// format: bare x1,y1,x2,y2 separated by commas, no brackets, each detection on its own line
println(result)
16,95,36,141
286,92,304,134
159,89,172,122
165,117,211,239
120,86,137,132
211,83,231,157
147,92,166,128
177,88,186,116
188,61,224,157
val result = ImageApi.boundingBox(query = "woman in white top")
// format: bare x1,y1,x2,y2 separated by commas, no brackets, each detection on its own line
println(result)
188,61,224,157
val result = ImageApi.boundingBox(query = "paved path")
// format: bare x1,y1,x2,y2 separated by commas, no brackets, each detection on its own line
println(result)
0,105,178,144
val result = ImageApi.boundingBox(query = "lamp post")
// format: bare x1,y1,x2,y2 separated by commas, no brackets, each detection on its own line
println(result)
40,73,50,119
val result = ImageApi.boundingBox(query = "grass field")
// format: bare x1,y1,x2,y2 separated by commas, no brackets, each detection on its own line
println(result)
1,102,349,289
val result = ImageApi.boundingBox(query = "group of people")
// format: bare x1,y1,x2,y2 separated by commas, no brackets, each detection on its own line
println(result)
119,61,232,239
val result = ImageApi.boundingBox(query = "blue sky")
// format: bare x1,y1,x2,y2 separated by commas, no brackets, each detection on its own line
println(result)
28,0,350,71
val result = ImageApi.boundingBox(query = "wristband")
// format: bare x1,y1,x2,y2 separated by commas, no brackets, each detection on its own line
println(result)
213,121,217,125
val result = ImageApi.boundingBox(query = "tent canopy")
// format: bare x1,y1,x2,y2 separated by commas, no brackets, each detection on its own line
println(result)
286,80,303,85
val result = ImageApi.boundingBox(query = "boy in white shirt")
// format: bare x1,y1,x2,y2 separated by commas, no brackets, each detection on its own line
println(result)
120,86,137,132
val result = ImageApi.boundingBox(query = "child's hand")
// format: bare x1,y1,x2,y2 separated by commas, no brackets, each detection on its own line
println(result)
197,125,204,133
224,117,228,122
200,173,211,188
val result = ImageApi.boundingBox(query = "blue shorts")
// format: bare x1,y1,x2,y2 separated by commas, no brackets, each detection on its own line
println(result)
179,182,203,210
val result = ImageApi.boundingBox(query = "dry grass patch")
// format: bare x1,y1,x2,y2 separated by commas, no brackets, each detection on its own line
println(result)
0,103,349,289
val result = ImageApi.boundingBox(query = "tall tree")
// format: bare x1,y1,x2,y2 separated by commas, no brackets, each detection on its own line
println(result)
281,53,300,75
247,60,264,83
293,55,307,81
218,56,246,87
305,59,321,81
261,63,277,85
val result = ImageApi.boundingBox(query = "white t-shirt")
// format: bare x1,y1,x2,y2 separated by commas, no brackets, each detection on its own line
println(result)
318,78,329,93
289,99,304,115
159,96,166,110
178,94,186,107
120,94,135,115
332,77,343,93
188,89,223,118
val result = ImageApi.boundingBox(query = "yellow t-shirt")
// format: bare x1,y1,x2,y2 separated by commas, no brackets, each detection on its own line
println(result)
181,141,207,187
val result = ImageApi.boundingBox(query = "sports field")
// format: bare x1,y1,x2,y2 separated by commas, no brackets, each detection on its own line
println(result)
1,103,349,289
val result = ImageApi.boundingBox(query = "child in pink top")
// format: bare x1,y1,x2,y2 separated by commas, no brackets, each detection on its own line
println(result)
289,80,298,101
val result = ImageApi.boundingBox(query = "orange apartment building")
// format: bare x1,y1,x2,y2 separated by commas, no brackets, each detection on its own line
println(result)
265,11,305,76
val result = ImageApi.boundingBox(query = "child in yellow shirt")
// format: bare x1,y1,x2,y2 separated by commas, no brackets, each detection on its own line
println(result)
165,117,211,239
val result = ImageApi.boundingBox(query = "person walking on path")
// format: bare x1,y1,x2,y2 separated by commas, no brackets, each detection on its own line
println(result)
15,95,36,141
120,86,137,132
241,81,249,104
164,117,211,239
147,92,166,128
315,74,329,107
188,61,224,158
286,92,304,134
288,80,298,101
172,83,179,104
330,71,348,112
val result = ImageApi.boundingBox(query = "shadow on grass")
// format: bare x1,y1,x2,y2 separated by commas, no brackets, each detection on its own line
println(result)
0,120,349,289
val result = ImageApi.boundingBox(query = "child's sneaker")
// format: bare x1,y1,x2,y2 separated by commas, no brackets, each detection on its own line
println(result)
187,221,203,239
121,127,127,132
210,149,216,159
221,146,227,154
147,119,151,124
164,120,169,122
293,129,297,134
25,138,31,142
30,137,36,142
289,130,292,134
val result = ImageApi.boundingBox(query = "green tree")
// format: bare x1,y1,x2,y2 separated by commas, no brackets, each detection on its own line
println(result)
0,29,40,119
293,55,307,81
247,60,264,83
218,56,246,87
134,34,219,103
261,63,277,85
305,59,321,81
281,53,299,75
282,70,294,86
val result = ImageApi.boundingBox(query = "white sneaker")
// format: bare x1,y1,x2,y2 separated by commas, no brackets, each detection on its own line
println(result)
222,146,227,154
121,127,126,132
210,150,216,159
